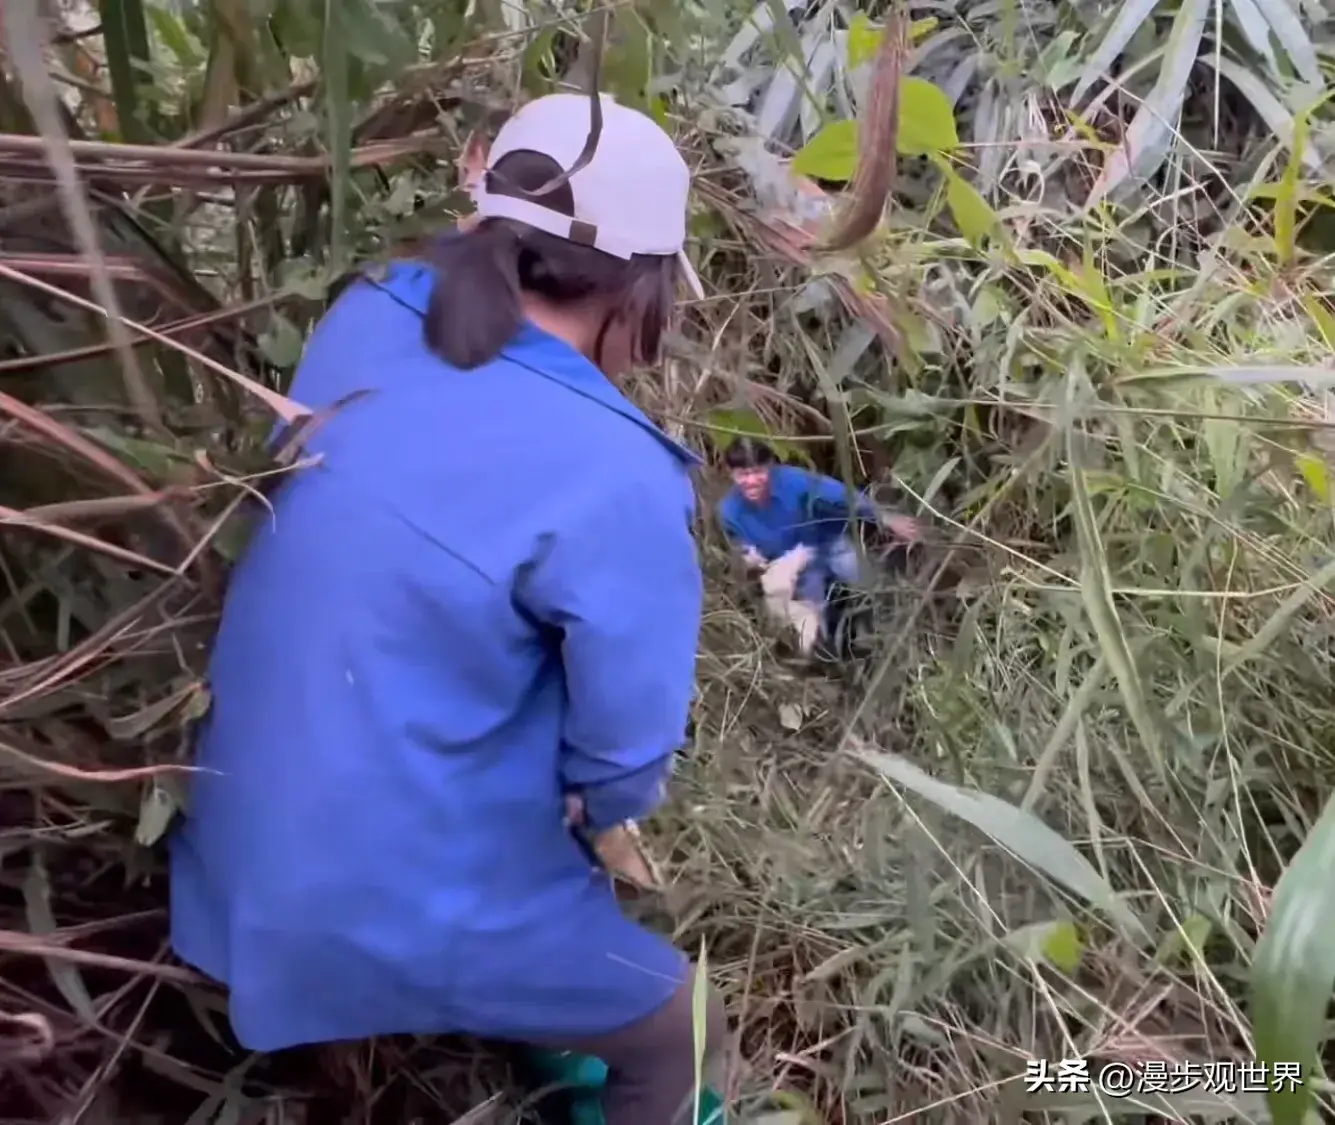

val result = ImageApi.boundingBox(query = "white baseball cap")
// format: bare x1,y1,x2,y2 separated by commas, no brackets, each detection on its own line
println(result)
472,93,705,300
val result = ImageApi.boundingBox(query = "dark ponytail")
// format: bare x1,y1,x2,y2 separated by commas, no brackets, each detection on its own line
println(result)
424,222,524,369
420,148,679,371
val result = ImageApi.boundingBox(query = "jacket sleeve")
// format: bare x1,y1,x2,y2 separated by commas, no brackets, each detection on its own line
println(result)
717,499,754,553
802,468,879,521
517,468,703,830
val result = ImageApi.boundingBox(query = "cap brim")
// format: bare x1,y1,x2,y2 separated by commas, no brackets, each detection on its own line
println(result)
677,250,705,301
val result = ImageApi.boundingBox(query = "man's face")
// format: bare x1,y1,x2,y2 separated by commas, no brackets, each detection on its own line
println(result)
732,465,771,504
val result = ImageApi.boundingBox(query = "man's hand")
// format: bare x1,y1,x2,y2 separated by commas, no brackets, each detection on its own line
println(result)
880,511,922,542
761,544,814,599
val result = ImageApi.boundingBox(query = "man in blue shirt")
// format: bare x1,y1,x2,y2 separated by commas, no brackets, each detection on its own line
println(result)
718,437,919,653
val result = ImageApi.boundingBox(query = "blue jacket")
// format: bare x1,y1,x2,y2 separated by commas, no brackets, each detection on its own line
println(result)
169,263,703,1052
718,463,877,560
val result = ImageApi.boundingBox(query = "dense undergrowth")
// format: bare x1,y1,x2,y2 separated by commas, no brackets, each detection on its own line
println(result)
5,1,1335,1123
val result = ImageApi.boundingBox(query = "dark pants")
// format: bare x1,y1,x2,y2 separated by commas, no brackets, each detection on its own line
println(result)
539,969,728,1125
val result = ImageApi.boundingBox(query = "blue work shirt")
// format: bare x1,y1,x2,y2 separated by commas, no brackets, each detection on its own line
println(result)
169,262,704,1052
718,463,877,561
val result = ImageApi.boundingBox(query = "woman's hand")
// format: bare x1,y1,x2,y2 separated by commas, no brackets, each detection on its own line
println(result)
564,793,660,888
594,822,661,889
563,793,586,828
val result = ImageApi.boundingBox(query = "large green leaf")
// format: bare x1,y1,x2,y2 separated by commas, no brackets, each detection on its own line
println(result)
1085,0,1208,204
791,77,958,181
938,160,1000,247
855,748,1148,939
705,409,813,467
898,77,958,156
791,119,857,181
1252,792,1335,1125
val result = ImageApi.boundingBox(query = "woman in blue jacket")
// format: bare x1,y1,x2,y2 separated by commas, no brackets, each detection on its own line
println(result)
169,93,724,1125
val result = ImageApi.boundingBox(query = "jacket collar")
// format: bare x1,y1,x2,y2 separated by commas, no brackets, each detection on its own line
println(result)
364,262,701,468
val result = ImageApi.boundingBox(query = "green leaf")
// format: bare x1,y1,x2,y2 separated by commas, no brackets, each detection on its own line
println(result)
1274,110,1311,265
791,119,858,181
1065,374,1165,779
705,409,813,468
24,852,97,1022
146,5,202,67
940,162,999,246
855,748,1148,939
1155,912,1213,965
1085,0,1208,204
691,939,709,1125
520,25,559,96
1004,919,1085,974
793,78,957,180
337,0,416,68
847,12,938,66
273,0,324,59
602,9,654,112
97,0,154,142
1297,452,1331,503
1252,791,1335,1125
1041,919,1085,974
898,77,958,156
847,12,882,69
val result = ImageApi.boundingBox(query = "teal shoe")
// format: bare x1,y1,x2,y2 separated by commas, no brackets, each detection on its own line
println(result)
525,1047,726,1125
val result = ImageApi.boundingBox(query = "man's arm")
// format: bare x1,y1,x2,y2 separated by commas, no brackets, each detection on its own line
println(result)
801,468,880,522
519,469,702,831
802,469,920,540
718,500,766,570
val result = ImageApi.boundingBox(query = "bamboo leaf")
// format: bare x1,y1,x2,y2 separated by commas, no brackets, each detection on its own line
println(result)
1069,0,1163,105
1250,0,1321,85
1227,0,1280,73
1252,792,1335,1125
1085,0,1208,204
1224,554,1335,675
1273,110,1308,265
855,747,1147,939
23,853,97,1023
1200,56,1322,171
97,0,154,142
338,0,416,67
1065,372,1166,779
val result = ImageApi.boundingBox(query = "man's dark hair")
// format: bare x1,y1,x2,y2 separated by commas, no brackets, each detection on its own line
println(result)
723,436,777,469
421,149,678,371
